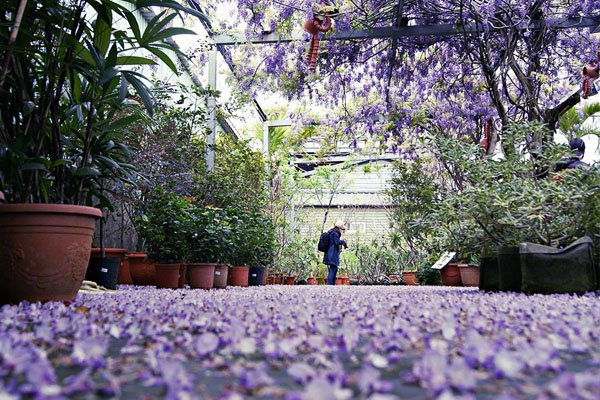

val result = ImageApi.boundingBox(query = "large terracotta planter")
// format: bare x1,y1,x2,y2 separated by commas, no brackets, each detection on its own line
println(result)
402,271,418,286
459,265,480,287
0,204,102,304
155,263,180,289
127,252,156,286
178,264,187,288
213,264,228,288
187,263,216,289
307,277,317,285
440,263,463,286
228,266,249,287
90,248,129,286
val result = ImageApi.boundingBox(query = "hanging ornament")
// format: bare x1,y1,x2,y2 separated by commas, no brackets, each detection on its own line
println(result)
303,2,334,71
480,119,493,153
581,51,599,99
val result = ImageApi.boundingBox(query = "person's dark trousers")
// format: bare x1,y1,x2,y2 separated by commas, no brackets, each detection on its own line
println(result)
327,265,338,285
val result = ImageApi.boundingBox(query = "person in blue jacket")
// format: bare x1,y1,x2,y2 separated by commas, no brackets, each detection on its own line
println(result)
323,220,348,285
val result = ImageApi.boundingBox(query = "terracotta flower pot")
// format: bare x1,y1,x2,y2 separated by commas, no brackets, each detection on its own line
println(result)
187,263,216,289
155,263,181,289
440,263,463,286
228,266,249,287
266,276,274,285
459,265,480,287
178,264,187,288
0,204,101,304
284,275,296,285
273,273,283,284
307,277,317,285
213,264,228,288
90,248,129,285
127,252,156,286
120,255,133,285
341,276,350,285
403,271,418,286
335,277,342,285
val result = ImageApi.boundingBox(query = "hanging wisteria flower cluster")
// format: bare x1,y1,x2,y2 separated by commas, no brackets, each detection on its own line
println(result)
1,286,599,398
194,0,599,150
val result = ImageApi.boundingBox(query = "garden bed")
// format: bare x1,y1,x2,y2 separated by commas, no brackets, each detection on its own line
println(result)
1,286,598,399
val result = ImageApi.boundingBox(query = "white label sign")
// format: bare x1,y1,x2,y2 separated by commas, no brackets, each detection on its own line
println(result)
430,252,456,270
101,268,108,273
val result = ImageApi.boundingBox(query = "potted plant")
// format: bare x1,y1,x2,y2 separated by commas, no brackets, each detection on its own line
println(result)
280,235,316,286
0,0,199,303
428,122,600,293
187,205,234,289
136,187,192,288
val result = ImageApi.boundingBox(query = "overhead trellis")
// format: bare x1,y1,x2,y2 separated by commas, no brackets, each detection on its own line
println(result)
189,0,600,154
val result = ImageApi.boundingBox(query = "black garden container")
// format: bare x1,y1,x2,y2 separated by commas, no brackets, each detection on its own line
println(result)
520,237,596,295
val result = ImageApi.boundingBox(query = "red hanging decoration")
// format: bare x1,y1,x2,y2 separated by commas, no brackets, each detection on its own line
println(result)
303,5,332,71
581,51,600,99
480,119,493,153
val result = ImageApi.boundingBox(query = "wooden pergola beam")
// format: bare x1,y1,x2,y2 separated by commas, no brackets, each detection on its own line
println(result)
212,15,600,45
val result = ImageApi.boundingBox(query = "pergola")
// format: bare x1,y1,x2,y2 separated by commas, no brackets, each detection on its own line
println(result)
186,0,600,168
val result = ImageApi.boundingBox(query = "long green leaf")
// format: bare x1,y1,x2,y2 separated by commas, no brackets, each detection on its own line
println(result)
93,8,112,56
146,46,178,74
141,12,174,44
109,114,142,131
74,167,102,176
122,71,153,116
136,0,211,25
146,27,195,44
123,8,142,41
118,75,128,103
18,162,48,171
116,56,157,66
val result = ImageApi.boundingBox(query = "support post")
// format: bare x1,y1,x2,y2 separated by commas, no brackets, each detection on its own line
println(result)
206,46,218,172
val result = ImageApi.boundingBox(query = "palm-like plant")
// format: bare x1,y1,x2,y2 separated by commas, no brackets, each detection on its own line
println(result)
0,0,206,207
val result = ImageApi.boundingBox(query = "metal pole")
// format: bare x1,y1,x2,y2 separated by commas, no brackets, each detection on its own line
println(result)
263,122,270,166
206,46,217,172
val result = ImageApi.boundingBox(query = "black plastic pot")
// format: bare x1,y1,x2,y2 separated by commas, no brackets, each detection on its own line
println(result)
248,266,265,286
479,256,499,292
497,246,521,292
85,257,120,290
520,237,597,294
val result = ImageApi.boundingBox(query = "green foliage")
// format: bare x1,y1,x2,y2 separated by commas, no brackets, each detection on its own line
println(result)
416,266,442,286
227,208,275,267
190,135,274,266
0,0,198,207
123,80,208,197
188,206,234,264
136,187,192,264
429,122,600,249
193,135,268,212
279,236,318,277
388,157,440,270
348,240,401,283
